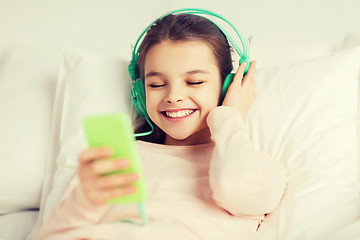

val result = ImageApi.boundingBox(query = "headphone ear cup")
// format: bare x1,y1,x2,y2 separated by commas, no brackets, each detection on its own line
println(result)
128,60,139,80
131,79,148,117
221,73,235,102
221,58,250,103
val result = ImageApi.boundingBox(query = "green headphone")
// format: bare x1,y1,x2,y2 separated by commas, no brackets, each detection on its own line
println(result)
129,8,250,137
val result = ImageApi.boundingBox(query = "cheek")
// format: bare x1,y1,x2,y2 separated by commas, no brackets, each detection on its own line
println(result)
204,82,222,105
145,92,154,110
145,91,161,116
195,87,221,111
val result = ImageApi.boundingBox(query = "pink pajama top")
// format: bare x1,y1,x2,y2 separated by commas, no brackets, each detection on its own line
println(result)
34,106,287,240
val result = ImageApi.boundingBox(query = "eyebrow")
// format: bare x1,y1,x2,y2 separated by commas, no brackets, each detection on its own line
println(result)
145,69,210,79
184,69,210,76
145,71,163,79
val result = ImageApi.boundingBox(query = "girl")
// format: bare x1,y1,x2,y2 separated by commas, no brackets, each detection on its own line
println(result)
35,12,287,240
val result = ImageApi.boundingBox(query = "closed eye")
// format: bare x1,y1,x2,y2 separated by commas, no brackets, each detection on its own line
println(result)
149,84,166,88
187,81,204,85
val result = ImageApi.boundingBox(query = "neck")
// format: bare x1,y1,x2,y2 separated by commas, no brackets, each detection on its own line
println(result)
164,127,212,146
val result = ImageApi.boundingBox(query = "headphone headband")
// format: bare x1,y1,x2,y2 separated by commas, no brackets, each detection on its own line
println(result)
129,8,249,80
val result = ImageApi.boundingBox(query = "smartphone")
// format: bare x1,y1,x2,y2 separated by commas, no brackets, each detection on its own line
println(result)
83,113,148,204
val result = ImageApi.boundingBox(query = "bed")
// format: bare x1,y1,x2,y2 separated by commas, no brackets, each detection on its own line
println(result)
0,0,359,239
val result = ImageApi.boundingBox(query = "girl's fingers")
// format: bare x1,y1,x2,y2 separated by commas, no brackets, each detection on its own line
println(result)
91,159,130,175
78,148,138,206
232,62,247,85
232,61,257,87
96,173,139,190
87,186,136,206
79,147,113,164
246,60,257,76
241,61,256,85
102,186,136,200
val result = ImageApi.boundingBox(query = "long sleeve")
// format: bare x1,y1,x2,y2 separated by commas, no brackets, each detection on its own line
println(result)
207,106,287,217
34,177,111,240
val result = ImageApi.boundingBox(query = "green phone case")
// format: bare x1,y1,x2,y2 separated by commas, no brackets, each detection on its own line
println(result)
83,113,148,204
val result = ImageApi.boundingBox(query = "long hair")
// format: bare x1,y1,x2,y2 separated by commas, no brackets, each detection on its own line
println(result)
134,13,233,143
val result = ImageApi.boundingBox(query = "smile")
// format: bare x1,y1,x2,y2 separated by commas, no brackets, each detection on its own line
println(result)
165,109,195,118
161,109,197,121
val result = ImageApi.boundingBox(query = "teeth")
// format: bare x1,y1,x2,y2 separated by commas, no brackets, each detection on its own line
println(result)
165,109,195,118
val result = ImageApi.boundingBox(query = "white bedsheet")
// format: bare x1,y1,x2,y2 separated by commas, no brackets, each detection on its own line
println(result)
0,210,38,240
1,199,359,240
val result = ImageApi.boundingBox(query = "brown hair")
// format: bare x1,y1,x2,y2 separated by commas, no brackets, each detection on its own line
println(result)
137,13,233,81
134,13,233,143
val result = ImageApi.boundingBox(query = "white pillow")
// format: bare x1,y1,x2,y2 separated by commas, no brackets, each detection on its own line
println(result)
0,45,59,214
251,46,360,239
28,49,133,239
30,46,360,239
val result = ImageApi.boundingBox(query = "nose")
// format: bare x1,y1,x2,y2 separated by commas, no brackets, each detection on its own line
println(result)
165,85,185,104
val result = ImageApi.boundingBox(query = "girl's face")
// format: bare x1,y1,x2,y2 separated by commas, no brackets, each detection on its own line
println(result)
144,40,222,145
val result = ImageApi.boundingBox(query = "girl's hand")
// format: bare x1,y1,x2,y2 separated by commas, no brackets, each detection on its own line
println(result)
78,147,138,206
222,61,257,120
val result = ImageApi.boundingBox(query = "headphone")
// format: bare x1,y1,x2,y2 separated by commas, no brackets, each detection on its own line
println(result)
129,8,250,137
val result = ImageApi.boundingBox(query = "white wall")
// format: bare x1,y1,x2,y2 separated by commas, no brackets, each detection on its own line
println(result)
1,0,359,60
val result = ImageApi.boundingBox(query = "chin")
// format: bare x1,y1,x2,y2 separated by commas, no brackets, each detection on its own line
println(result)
161,126,190,138
167,133,191,141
